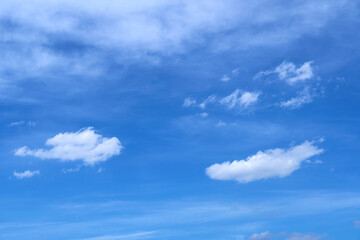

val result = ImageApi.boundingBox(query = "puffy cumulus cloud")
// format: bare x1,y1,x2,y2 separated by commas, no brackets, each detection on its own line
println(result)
247,231,273,240
280,87,313,109
206,141,323,183
255,61,314,85
220,89,260,109
15,127,122,165
286,233,325,240
13,170,40,179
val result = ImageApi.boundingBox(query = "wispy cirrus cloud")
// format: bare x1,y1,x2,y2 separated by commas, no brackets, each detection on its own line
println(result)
15,127,122,165
206,141,323,183
220,89,260,109
280,87,314,109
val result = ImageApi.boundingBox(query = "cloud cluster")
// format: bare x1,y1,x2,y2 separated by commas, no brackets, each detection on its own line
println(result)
13,170,40,179
184,90,259,112
15,127,122,165
206,141,323,183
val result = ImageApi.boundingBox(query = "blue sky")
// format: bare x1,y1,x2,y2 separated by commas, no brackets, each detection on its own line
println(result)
0,0,360,239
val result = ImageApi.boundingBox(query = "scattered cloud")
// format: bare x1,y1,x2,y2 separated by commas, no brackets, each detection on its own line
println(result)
280,87,313,109
220,89,260,109
8,120,36,127
286,233,325,240
183,97,197,107
82,231,157,240
220,74,230,82
13,170,40,179
199,112,209,118
15,127,122,165
206,141,323,183
255,61,314,85
216,121,226,127
62,165,82,173
199,95,216,109
247,231,272,240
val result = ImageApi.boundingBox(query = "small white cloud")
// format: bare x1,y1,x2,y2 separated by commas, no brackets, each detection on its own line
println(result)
206,141,323,183
220,89,260,109
183,97,197,107
255,61,314,85
13,170,40,179
199,95,216,109
8,121,25,127
216,121,226,127
15,127,122,165
248,231,272,240
63,165,82,173
199,112,209,118
8,120,36,127
286,233,325,240
280,87,313,109
355,220,360,229
220,74,230,82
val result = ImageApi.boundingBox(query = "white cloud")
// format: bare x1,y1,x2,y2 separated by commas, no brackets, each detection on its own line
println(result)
280,87,313,109
220,74,230,82
8,120,36,127
255,61,314,85
275,61,314,84
199,95,216,109
183,97,197,107
15,127,122,165
216,121,226,127
286,233,325,240
206,141,323,183
220,89,260,109
13,170,40,179
82,231,157,240
248,231,272,240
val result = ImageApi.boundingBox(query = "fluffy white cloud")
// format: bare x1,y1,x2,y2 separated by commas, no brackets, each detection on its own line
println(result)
286,233,325,240
13,170,40,179
248,231,272,240
206,141,323,183
280,87,313,109
220,89,260,109
275,61,314,84
15,127,122,165
255,61,314,85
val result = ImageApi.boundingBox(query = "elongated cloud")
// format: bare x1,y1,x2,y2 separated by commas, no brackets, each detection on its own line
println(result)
220,89,260,109
13,170,40,179
15,127,122,165
280,87,313,109
206,141,323,183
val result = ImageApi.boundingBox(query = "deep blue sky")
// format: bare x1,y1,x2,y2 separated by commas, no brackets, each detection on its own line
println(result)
0,1,360,239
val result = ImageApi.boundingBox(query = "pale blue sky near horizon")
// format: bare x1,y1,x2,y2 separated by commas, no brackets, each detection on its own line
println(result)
0,1,360,239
